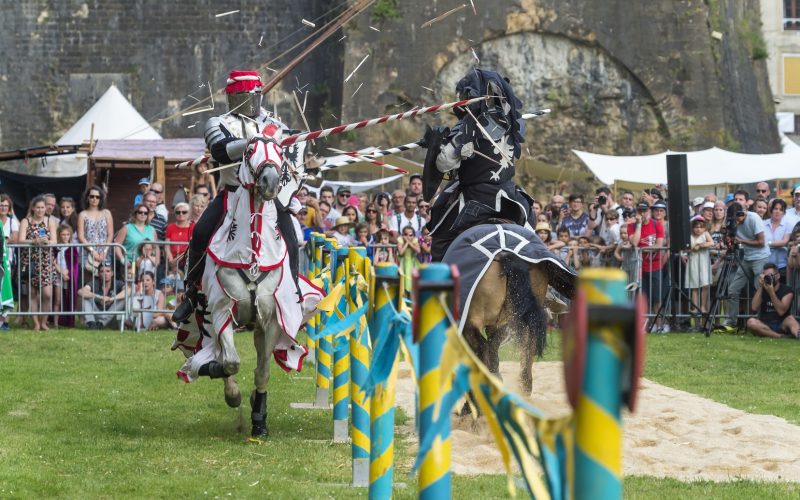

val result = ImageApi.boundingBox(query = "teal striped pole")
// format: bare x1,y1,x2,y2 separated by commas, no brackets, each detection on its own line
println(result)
416,263,452,499
368,262,399,499
313,235,334,408
332,246,351,442
575,268,627,500
349,246,371,487
305,234,319,363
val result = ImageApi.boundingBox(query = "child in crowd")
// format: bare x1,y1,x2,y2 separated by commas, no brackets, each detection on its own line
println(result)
614,225,639,285
133,177,150,207
418,227,432,264
556,227,572,262
536,222,564,253
55,224,81,327
683,215,713,319
574,235,605,269
354,222,370,248
136,240,158,282
372,228,395,264
397,225,421,292
331,216,354,248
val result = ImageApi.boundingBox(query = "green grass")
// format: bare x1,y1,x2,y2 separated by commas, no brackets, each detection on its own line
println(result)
1,329,798,498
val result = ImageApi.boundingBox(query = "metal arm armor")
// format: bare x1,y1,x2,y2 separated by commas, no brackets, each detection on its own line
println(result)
204,116,247,164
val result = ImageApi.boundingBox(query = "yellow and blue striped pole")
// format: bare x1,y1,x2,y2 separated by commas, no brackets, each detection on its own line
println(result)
332,246,351,442
349,246,371,486
313,235,334,408
304,234,320,362
368,262,400,499
416,263,452,499
575,268,627,500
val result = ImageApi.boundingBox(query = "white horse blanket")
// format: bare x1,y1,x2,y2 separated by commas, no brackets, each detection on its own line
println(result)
174,132,323,380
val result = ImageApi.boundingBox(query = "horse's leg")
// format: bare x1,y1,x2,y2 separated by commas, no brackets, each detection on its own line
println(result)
483,325,503,380
518,265,550,395
461,261,507,415
251,301,281,438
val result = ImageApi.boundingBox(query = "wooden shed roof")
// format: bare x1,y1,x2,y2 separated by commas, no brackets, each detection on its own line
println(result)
90,139,206,164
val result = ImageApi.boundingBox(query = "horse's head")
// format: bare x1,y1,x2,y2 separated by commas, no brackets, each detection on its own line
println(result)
243,134,284,201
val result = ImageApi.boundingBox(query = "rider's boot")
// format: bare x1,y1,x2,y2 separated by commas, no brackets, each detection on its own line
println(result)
172,248,203,323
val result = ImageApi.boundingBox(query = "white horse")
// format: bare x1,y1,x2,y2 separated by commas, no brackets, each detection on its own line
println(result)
175,130,323,437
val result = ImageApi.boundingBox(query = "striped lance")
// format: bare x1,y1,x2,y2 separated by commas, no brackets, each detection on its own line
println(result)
278,96,490,147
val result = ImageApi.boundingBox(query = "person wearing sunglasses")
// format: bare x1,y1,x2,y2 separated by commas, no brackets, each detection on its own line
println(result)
754,181,770,201
114,204,156,265
723,202,770,328
78,185,114,273
165,202,194,274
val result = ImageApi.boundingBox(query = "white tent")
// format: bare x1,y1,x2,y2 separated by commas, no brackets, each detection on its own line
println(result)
573,134,800,188
39,84,161,177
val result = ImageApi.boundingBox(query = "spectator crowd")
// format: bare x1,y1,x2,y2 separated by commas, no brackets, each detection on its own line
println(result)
2,173,799,340
535,182,800,338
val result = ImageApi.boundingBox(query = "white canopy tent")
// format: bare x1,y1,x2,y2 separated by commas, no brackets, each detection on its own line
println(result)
39,84,161,177
573,135,800,188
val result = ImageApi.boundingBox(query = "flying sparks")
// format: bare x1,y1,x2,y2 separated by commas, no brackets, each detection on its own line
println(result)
421,4,467,29
344,54,370,83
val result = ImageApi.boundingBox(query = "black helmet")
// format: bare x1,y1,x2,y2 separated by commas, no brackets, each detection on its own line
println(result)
454,68,525,158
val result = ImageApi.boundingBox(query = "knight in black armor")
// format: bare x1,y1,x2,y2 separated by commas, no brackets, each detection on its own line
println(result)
173,70,301,323
421,68,533,261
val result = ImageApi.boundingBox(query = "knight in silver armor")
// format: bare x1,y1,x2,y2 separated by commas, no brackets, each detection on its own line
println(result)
173,70,302,323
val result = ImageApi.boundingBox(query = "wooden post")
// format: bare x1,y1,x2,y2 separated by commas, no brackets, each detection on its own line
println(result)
154,156,166,189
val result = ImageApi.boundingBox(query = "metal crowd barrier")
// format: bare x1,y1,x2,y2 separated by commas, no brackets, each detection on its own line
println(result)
575,245,762,330
6,242,129,331
127,240,189,331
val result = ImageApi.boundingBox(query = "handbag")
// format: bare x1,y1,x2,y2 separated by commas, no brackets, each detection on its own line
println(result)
84,251,100,274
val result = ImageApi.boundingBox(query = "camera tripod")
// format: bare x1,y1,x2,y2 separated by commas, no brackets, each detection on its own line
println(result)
700,244,749,336
648,252,704,334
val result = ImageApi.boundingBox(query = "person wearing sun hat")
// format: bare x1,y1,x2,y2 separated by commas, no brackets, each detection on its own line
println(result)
331,216,354,247
692,196,704,216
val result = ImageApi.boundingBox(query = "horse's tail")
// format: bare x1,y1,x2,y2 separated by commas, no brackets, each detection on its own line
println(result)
497,252,547,357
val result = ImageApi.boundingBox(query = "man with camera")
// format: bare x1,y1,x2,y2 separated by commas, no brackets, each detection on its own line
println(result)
745,263,800,339
724,202,770,327
587,186,620,235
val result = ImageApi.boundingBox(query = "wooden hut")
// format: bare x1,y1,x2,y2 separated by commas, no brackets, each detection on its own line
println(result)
88,138,206,226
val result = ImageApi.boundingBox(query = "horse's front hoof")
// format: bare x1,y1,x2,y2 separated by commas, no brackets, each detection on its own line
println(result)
224,385,241,408
251,424,269,438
